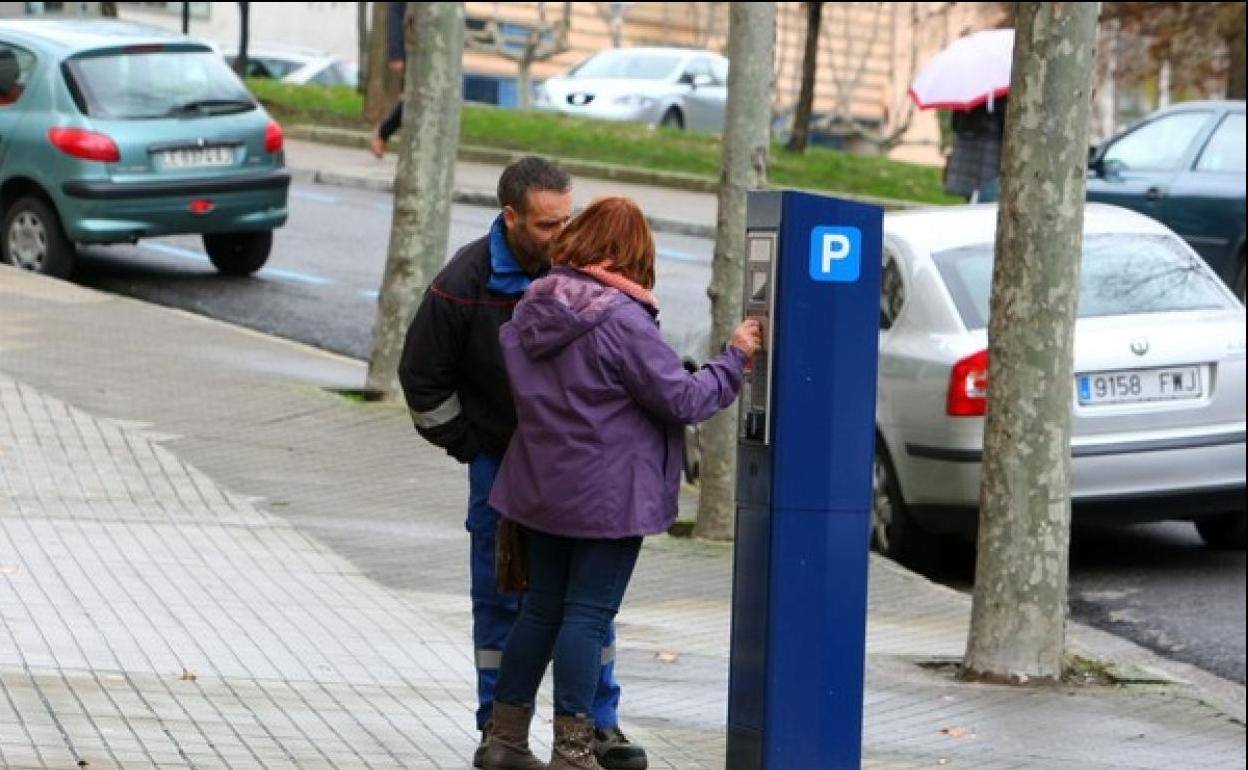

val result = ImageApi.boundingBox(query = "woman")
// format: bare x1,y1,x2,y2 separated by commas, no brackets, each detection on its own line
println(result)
481,197,762,770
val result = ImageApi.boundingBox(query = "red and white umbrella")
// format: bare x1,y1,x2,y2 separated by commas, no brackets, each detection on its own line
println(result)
909,29,1014,111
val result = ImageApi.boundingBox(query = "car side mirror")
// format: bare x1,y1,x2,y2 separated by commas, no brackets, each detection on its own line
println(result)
691,73,714,89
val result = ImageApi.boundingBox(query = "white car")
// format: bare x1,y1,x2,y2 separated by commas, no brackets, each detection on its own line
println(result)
222,43,357,87
874,204,1246,559
535,47,728,132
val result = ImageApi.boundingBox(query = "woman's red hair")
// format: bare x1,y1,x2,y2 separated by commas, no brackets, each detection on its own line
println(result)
551,197,656,289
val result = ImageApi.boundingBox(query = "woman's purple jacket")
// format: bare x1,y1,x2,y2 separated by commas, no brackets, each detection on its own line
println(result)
489,268,747,539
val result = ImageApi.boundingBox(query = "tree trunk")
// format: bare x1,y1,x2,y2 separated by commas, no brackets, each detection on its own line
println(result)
357,2,370,96
182,1,190,34
517,54,534,110
364,2,403,123
694,2,776,541
365,2,465,398
234,2,251,79
1226,4,1246,99
785,1,822,154
962,1,1099,685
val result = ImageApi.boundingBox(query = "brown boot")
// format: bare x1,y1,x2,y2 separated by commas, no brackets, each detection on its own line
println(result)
481,702,547,770
549,714,604,770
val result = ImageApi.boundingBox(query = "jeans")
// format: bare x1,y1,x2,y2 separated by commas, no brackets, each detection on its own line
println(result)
467,455,623,729
493,528,642,718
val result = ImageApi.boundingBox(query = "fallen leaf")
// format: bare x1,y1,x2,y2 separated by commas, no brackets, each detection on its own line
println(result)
655,651,679,664
939,726,973,739
180,667,198,682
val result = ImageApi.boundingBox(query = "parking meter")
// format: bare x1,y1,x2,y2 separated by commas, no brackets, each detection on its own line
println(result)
727,190,883,769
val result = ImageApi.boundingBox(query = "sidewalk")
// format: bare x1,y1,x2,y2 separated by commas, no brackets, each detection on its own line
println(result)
1,266,1245,769
283,138,719,239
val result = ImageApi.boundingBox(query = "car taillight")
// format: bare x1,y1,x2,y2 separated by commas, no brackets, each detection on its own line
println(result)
47,128,120,163
264,120,284,153
947,349,990,417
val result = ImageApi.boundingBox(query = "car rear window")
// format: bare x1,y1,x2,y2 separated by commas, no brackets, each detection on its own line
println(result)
65,49,254,119
933,233,1234,329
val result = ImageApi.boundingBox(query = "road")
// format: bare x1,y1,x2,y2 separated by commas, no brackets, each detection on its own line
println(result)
68,180,1245,685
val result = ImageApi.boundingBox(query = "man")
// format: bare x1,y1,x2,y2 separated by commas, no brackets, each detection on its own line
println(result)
370,1,407,158
398,157,649,770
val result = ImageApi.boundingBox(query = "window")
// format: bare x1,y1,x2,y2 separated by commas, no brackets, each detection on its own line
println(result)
932,233,1233,330
710,58,728,85
681,57,714,85
880,248,906,330
65,49,254,119
1195,113,1246,174
1102,111,1210,172
0,44,36,107
569,50,683,81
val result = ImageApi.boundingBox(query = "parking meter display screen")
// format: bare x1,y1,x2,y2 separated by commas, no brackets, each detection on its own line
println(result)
742,233,777,444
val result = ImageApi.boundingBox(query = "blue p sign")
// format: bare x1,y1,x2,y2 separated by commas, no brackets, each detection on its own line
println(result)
809,226,862,283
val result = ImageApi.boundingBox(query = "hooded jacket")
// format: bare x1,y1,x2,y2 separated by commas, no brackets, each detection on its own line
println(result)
489,267,747,539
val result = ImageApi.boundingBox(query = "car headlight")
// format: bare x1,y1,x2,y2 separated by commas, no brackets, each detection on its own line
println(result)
613,94,655,109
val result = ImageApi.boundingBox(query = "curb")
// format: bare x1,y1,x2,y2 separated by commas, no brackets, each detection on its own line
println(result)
285,123,928,215
287,166,718,240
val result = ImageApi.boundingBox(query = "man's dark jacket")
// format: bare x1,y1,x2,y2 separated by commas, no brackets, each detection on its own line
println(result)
398,223,539,462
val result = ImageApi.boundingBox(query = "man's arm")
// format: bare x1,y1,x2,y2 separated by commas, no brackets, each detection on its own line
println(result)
398,284,480,462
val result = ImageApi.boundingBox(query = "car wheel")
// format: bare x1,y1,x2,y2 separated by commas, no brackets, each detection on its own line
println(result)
203,231,272,276
2,196,75,278
871,445,926,564
1195,512,1246,550
659,108,684,130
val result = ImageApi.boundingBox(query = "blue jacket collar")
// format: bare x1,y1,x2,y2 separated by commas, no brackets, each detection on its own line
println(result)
487,215,545,295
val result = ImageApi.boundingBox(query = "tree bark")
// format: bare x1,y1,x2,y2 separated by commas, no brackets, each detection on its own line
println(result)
962,1,1099,684
364,2,403,123
694,2,776,541
786,1,822,154
1226,3,1246,99
357,1,370,96
365,2,465,398
234,2,251,79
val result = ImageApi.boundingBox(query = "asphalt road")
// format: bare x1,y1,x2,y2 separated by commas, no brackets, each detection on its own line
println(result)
68,180,1246,685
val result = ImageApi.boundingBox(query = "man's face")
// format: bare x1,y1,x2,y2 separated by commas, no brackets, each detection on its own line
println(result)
502,188,573,268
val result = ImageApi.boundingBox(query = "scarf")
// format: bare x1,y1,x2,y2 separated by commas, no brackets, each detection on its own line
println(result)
571,263,659,314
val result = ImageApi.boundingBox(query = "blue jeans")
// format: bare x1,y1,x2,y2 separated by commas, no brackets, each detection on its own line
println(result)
493,528,642,718
467,455,623,729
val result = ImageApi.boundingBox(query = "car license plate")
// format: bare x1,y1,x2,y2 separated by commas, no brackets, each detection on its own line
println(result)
159,146,235,169
1077,366,1203,406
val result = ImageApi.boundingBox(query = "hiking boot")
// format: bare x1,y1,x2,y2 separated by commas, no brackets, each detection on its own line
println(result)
481,702,546,770
549,714,602,770
593,726,648,770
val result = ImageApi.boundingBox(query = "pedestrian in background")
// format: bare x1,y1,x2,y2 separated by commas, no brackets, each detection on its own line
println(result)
370,1,408,158
398,161,650,770
481,197,762,769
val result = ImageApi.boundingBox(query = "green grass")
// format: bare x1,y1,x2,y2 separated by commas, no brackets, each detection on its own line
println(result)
248,79,959,205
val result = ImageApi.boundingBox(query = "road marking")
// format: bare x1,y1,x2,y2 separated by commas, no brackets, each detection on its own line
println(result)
290,188,341,204
139,241,330,285
359,289,379,300
658,248,708,264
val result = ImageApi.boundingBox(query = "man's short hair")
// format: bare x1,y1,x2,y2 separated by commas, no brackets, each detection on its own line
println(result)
497,156,571,215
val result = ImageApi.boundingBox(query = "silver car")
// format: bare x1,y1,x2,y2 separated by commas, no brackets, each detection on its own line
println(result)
535,47,728,132
874,204,1246,559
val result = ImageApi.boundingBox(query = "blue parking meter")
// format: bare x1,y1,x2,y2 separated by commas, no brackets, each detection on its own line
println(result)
727,190,883,769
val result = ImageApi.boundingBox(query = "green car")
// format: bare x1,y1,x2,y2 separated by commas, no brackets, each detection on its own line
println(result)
0,19,289,278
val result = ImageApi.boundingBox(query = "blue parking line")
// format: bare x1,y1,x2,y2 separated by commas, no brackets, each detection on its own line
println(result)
138,241,210,262
139,241,330,285
290,188,341,204
259,267,331,285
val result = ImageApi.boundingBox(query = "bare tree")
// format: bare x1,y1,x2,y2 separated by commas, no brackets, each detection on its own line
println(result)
962,1,1099,684
466,3,572,110
357,2,370,96
817,2,953,154
366,2,465,398
785,1,824,153
234,2,251,79
596,2,634,48
694,3,776,541
363,2,403,123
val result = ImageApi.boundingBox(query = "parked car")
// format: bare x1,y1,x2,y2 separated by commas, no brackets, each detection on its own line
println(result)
0,19,288,277
982,101,1246,300
222,43,358,88
535,47,728,132
874,204,1245,560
